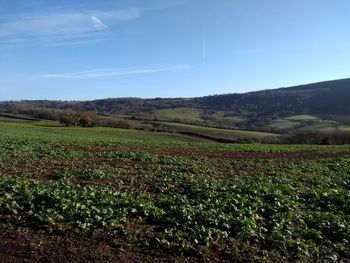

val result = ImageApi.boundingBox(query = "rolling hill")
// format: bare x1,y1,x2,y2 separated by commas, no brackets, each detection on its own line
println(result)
1,78,350,142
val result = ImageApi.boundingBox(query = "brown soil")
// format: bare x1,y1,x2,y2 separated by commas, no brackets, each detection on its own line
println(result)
151,148,350,160
0,220,230,263
63,143,350,161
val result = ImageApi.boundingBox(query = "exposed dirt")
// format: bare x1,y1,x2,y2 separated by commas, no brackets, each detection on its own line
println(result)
0,157,64,181
63,144,139,153
0,219,230,263
63,144,350,161
151,148,350,160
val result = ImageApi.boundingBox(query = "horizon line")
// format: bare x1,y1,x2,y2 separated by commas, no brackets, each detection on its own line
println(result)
1,77,349,102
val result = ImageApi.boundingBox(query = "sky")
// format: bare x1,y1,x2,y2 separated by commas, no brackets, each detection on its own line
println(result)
1,0,350,100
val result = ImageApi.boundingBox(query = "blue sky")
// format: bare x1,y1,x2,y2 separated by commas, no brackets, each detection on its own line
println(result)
1,0,350,100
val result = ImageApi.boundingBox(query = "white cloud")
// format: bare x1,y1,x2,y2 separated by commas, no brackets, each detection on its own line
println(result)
90,16,108,30
0,7,140,47
35,65,192,80
93,8,140,21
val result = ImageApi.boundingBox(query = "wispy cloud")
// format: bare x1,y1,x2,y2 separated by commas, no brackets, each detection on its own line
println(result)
0,1,187,48
34,64,192,80
50,37,109,47
0,7,140,47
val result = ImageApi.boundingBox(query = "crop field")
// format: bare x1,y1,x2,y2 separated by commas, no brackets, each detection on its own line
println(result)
1,121,350,262
150,121,277,142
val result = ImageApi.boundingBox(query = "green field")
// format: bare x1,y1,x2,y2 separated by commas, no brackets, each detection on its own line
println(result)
0,121,211,144
0,121,350,262
269,118,300,130
284,115,319,121
340,126,350,132
152,121,277,142
269,114,339,133
0,116,31,122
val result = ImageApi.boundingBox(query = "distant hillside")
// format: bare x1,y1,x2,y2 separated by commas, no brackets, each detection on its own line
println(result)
1,78,350,135
198,78,350,116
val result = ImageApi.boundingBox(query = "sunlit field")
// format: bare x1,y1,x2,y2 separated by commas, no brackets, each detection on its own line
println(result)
1,121,349,262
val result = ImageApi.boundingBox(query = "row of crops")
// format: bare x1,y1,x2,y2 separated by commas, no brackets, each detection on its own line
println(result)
0,122,350,262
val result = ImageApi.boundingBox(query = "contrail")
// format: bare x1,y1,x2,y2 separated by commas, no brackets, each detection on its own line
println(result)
90,15,108,30
203,25,206,59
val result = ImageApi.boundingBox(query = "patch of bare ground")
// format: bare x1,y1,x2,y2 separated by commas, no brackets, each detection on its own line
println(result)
63,144,142,153
150,148,350,160
0,157,66,181
0,155,150,182
0,218,230,263
64,142,350,161
65,143,350,160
